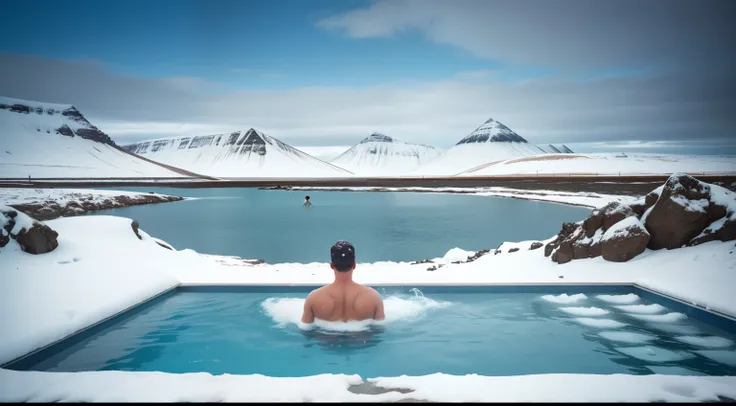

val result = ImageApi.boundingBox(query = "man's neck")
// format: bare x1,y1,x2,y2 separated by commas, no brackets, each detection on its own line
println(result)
332,271,353,285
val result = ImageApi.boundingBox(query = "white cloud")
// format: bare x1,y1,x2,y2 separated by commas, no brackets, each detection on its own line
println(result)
317,0,736,72
1,53,733,152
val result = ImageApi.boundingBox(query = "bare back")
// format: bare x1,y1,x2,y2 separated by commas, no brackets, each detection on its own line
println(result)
301,282,385,323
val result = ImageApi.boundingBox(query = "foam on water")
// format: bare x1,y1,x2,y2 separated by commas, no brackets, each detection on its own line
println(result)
615,304,667,314
261,294,451,332
615,346,695,362
628,312,687,323
596,294,640,304
541,293,587,304
598,331,657,344
559,306,609,316
573,318,627,328
675,335,734,348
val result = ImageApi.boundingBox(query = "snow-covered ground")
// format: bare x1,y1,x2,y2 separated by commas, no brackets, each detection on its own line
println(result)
456,153,736,177
123,129,352,178
0,188,180,207
330,133,443,176
0,96,185,178
412,142,546,177
1,212,735,401
277,186,636,209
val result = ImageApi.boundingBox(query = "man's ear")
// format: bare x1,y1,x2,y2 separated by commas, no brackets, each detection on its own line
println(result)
352,262,356,270
330,263,335,270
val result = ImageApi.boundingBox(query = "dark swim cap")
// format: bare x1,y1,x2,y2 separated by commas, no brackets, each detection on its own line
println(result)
330,240,355,271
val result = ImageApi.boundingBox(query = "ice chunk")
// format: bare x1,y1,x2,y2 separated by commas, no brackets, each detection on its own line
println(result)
559,307,609,316
573,318,627,328
694,350,736,367
647,323,701,335
541,293,587,304
628,313,687,323
646,366,705,376
598,331,656,344
596,294,640,304
615,346,695,362
615,304,667,314
675,336,734,348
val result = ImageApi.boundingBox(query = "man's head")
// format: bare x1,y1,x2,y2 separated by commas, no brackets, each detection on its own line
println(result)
330,240,355,272
305,195,310,201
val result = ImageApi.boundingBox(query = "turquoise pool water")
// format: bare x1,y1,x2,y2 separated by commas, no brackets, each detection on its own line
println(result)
22,290,736,377
87,188,590,263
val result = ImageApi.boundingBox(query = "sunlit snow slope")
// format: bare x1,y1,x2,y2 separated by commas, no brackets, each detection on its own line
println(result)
412,118,546,176
330,133,443,176
0,96,184,178
123,128,353,178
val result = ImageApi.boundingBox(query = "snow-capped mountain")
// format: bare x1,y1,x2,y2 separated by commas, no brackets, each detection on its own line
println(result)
537,144,574,154
412,118,547,176
123,129,353,178
330,132,443,176
0,96,185,178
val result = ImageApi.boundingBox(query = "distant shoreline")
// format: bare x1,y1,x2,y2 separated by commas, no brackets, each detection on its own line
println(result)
1,174,734,197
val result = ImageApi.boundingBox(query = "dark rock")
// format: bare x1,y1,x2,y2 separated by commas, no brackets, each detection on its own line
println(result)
707,202,727,223
156,241,173,250
601,218,650,262
582,209,602,237
411,259,434,265
9,104,31,113
645,174,712,250
688,218,736,246
529,242,543,250
5,210,17,219
600,201,636,231
645,190,660,208
0,230,8,248
466,249,490,263
131,220,142,240
544,242,556,257
494,249,501,255
16,223,59,254
427,264,445,272
56,124,74,137
508,247,520,253
553,240,574,264
629,202,648,217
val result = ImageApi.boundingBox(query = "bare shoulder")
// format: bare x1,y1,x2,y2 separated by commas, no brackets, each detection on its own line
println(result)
306,286,327,300
360,285,383,301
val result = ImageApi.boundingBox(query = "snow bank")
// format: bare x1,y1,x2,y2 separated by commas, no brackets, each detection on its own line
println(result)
2,369,735,402
0,216,183,365
0,188,178,206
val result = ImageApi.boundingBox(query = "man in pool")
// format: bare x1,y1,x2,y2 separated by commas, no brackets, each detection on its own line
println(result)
301,240,385,324
303,195,312,209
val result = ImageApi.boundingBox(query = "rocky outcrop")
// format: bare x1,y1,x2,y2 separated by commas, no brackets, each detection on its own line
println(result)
9,193,184,221
546,173,736,264
1,206,59,254
645,175,714,250
529,242,543,250
600,217,650,262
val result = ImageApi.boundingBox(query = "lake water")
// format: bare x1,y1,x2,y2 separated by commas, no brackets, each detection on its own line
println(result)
89,188,590,264
22,290,736,377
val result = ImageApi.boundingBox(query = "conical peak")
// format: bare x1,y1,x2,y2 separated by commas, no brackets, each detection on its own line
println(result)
360,132,393,143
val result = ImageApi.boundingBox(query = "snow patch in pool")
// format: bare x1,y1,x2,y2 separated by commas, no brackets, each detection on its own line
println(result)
628,312,687,323
615,346,695,362
615,304,667,314
596,294,640,304
573,318,627,328
261,295,450,332
541,293,587,304
559,306,609,316
647,323,701,335
598,331,657,344
694,350,736,367
675,336,734,348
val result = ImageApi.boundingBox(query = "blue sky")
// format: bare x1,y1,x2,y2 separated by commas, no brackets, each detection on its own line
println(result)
0,0,734,158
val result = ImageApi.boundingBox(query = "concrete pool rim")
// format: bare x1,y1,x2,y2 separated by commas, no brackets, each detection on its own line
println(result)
3,282,735,371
